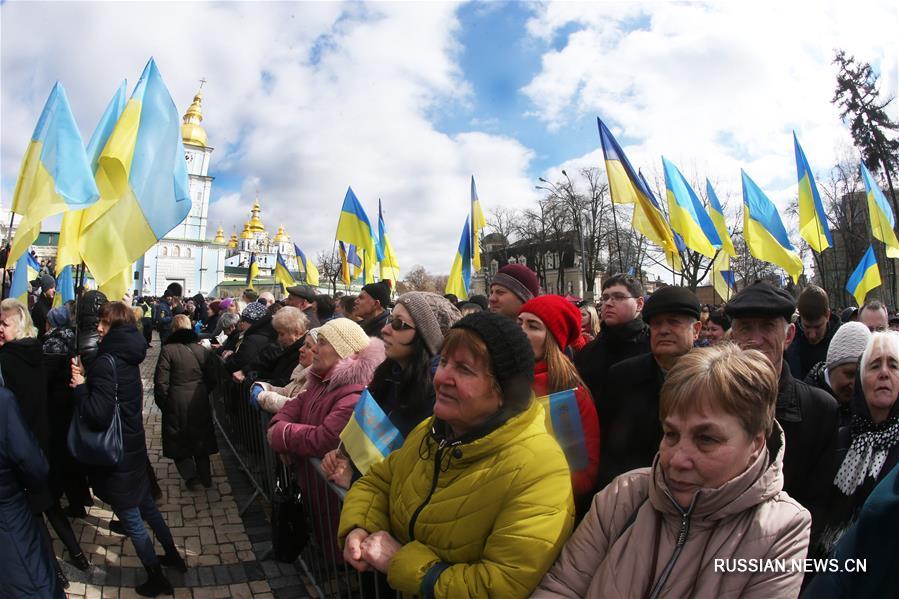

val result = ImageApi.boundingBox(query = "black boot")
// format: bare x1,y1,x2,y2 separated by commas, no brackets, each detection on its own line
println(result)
158,546,188,573
68,551,91,571
55,564,70,590
136,564,173,597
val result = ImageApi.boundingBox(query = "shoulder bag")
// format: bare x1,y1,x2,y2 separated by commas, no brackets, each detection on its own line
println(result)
67,354,124,466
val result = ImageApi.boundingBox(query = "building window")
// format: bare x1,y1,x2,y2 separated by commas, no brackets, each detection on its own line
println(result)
184,247,192,258
161,246,168,257
173,245,181,257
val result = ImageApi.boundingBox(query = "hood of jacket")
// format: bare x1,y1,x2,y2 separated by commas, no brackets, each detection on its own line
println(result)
649,421,787,521
311,336,385,391
98,324,147,366
163,328,200,346
0,336,43,368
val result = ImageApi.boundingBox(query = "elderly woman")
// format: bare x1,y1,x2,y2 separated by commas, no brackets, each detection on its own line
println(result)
246,306,308,385
338,312,575,598
253,327,319,414
214,312,241,350
534,343,811,598
154,314,218,490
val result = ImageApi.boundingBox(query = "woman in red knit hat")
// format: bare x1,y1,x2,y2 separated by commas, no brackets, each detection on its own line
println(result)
518,295,600,514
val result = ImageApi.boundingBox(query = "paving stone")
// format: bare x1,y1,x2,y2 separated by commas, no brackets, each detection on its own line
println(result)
198,565,216,586
212,564,231,585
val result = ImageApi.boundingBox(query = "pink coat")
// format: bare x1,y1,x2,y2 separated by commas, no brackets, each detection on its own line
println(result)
268,338,385,459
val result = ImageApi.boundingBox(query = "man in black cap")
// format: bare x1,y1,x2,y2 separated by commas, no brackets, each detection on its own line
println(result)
726,281,838,545
30,274,56,339
595,285,702,489
355,281,390,338
285,285,321,328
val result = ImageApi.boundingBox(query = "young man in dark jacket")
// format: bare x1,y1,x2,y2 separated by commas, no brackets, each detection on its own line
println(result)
785,284,841,380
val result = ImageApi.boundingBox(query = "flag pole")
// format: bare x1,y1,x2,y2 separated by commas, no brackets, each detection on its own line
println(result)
0,212,17,300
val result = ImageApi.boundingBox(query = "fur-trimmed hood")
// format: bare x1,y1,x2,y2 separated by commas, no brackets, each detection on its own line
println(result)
315,337,385,391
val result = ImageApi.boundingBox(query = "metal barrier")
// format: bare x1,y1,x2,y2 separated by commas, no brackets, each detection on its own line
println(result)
209,357,397,597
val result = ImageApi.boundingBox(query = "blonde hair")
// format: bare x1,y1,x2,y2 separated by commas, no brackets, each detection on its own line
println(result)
0,298,37,340
581,305,600,336
171,314,192,331
660,343,777,437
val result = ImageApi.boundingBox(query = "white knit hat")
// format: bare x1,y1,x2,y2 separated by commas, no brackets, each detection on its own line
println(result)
319,318,370,359
826,321,872,370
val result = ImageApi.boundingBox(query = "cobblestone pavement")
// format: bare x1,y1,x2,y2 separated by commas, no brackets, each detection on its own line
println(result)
56,336,314,598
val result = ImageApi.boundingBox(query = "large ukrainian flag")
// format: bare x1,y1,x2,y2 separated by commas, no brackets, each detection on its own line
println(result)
78,58,192,288
598,118,681,271
294,243,319,287
741,170,803,283
336,187,377,277
9,251,42,304
7,83,99,269
338,242,352,286
705,180,736,257
861,162,899,258
471,176,487,271
52,265,76,308
445,216,472,300
794,133,832,253
846,246,881,307
662,157,721,258
339,389,403,475
274,251,296,293
377,199,400,284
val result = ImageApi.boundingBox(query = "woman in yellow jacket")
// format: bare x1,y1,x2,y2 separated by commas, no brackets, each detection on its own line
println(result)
338,312,575,598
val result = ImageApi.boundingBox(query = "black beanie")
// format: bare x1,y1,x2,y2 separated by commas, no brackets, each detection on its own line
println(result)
362,281,391,308
452,311,535,412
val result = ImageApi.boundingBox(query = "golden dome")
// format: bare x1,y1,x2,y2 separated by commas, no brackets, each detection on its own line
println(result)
273,224,289,242
181,89,208,147
239,222,253,239
248,197,265,233
227,233,238,249
213,226,225,244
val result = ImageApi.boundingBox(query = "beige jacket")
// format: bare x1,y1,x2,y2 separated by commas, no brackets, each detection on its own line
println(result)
256,363,310,413
533,424,811,599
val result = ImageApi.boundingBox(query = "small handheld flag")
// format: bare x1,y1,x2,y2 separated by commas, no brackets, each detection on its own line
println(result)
339,389,404,475
846,246,881,307
537,389,587,470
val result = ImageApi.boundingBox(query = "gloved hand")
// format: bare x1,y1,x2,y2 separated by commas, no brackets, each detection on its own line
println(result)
249,383,264,410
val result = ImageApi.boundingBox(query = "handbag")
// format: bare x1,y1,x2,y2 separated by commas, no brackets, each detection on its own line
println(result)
67,354,124,466
271,464,308,562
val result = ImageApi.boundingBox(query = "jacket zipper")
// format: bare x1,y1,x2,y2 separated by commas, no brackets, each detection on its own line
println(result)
408,439,446,542
647,498,694,599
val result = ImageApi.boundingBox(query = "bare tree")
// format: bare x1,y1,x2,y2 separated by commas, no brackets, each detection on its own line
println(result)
316,249,342,295
486,206,520,265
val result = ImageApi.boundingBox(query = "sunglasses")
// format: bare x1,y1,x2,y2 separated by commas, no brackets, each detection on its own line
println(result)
387,316,415,332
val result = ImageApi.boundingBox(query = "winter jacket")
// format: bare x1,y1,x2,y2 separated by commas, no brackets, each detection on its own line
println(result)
42,327,78,503
595,352,665,490
255,363,311,413
777,362,840,547
0,337,55,513
154,329,218,460
30,294,53,339
73,324,150,509
268,338,385,459
338,399,575,599
786,313,841,381
360,309,390,338
805,361,853,428
247,335,303,385
154,299,174,341
223,315,277,373
303,306,321,329
534,424,811,599
532,361,600,507
574,317,650,411
0,388,64,599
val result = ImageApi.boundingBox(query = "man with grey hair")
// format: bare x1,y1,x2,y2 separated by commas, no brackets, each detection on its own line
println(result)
858,299,889,332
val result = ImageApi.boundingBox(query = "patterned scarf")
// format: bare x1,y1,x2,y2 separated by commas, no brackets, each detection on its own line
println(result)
834,413,899,495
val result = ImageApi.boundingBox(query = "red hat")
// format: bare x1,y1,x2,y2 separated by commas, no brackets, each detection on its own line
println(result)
519,294,581,350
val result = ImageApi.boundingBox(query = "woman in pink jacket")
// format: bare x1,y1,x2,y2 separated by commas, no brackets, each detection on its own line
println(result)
534,343,811,599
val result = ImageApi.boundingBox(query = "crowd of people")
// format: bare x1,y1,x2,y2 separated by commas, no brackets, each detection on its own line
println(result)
1,263,897,598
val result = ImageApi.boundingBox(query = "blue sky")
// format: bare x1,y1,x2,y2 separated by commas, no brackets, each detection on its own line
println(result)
1,1,897,277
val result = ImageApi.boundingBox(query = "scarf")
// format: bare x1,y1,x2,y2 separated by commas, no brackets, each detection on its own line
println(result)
834,413,899,495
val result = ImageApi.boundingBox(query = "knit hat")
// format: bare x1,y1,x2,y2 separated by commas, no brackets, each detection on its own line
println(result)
219,297,234,311
240,301,267,323
164,282,182,298
642,286,701,324
467,294,489,310
319,318,370,359
492,264,540,303
362,281,391,308
826,321,872,370
519,295,581,350
396,291,463,356
47,306,71,329
40,274,56,293
452,312,535,409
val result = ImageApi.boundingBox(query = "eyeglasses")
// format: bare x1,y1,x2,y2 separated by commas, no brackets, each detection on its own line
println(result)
387,316,416,332
599,293,635,304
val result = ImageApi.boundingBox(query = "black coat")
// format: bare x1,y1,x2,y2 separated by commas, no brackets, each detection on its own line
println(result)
595,352,665,490
786,313,841,381
30,294,53,339
574,317,650,410
360,310,389,338
0,388,63,598
154,329,218,460
0,337,56,512
223,316,277,374
777,362,840,546
42,327,78,500
303,306,321,329
73,325,150,509
248,335,304,386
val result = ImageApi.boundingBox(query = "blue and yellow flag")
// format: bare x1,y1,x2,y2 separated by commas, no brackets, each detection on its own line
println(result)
346,244,363,280
662,157,722,258
712,251,736,303
471,176,487,271
78,58,192,288
445,216,472,300
598,118,681,270
274,251,296,293
52,265,76,308
846,246,881,307
377,199,400,284
861,162,899,258
338,242,352,286
794,133,832,253
294,243,319,287
336,187,377,279
705,180,736,257
7,83,100,269
9,252,42,304
537,389,587,471
57,82,128,270
246,252,259,289
339,389,404,475
640,170,683,272
741,170,803,283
